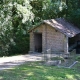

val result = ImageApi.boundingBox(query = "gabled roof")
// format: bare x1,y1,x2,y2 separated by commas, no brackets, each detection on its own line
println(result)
29,18,80,37
44,18,80,37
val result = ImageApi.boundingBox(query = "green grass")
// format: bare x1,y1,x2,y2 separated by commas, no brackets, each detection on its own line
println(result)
0,62,80,80
51,57,65,62
76,56,80,61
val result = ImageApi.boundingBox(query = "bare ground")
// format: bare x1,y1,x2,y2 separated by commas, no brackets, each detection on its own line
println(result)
0,54,42,70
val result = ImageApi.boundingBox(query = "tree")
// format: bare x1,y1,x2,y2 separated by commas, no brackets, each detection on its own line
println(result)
30,0,67,24
0,0,34,56
65,0,80,28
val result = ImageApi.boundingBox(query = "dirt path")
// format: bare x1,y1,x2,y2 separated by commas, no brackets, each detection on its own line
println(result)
0,54,42,70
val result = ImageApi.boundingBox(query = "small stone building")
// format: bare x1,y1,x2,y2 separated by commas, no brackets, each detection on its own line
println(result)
29,18,80,54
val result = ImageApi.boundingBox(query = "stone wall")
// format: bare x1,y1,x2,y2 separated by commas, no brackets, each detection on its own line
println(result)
30,32,34,52
29,23,68,54
29,24,43,52
45,24,66,54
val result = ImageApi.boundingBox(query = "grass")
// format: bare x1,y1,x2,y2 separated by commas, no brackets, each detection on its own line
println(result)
51,57,65,62
0,61,80,80
76,56,80,61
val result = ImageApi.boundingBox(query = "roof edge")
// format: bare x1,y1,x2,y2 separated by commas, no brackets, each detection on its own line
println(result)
28,22,43,33
28,18,80,38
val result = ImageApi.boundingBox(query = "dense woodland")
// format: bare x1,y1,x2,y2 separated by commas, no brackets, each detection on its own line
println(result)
0,0,80,56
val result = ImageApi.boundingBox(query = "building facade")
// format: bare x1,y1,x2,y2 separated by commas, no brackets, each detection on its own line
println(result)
29,18,80,54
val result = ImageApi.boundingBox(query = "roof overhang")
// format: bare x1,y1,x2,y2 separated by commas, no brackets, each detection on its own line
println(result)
28,18,80,38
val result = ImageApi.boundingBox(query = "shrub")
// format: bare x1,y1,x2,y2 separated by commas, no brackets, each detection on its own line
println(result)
76,56,80,61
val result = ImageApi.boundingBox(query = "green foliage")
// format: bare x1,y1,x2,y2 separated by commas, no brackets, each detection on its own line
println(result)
76,56,80,61
0,0,33,56
66,0,80,28
0,1,12,56
30,0,67,25
9,36,29,55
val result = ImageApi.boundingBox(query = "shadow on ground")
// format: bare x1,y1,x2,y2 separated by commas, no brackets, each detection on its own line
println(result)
0,62,80,80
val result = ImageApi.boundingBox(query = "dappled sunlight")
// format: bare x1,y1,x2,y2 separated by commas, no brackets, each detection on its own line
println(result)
27,72,34,76
66,73,80,80
66,74,74,80
46,76,55,80
0,76,3,80
44,19,64,30
0,62,80,80
44,18,80,38
75,74,80,78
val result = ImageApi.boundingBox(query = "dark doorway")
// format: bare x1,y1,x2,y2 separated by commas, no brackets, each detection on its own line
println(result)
76,41,80,54
68,37,77,52
34,33,42,52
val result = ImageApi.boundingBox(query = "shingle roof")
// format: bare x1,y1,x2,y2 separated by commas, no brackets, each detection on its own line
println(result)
43,18,80,37
29,18,80,37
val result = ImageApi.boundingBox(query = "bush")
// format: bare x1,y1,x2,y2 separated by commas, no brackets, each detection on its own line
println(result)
8,34,29,56
76,56,80,61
